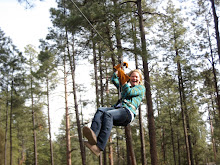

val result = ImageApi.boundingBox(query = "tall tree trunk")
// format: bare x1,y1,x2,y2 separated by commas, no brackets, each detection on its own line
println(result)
176,57,191,165
63,4,71,165
4,84,9,165
91,32,103,163
210,0,220,64
46,77,54,165
98,46,106,164
67,36,86,165
132,23,139,69
31,70,37,165
104,61,114,165
137,0,158,164
177,133,181,165
168,87,177,165
106,23,116,67
109,136,114,165
99,46,104,107
113,0,122,60
206,19,220,119
132,16,146,165
18,139,25,165
125,128,131,165
208,103,217,162
139,106,147,165
134,47,146,165
64,56,71,165
63,2,86,163
211,50,220,119
116,128,120,165
125,125,136,165
161,127,166,163
92,31,100,108
168,99,176,165
10,79,13,165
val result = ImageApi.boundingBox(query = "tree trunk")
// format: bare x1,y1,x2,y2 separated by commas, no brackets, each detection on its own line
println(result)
208,99,217,162
211,44,220,119
132,23,139,69
46,77,54,165
125,125,136,165
18,139,25,165
168,100,176,165
10,79,13,165
139,106,147,165
116,128,120,165
67,37,86,165
177,133,181,165
4,84,9,165
176,58,191,165
109,136,114,165
161,127,166,164
105,63,113,165
92,31,100,108
30,66,37,165
99,46,106,164
125,128,131,165
132,17,146,165
106,23,116,67
206,16,220,123
99,46,104,107
64,56,71,165
113,0,123,60
210,0,220,64
137,0,158,164
63,2,86,163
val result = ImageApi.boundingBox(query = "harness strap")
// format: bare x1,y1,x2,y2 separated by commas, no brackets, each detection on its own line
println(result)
123,99,136,111
116,98,136,111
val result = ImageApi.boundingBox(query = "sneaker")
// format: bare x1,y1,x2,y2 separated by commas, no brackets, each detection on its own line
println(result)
84,141,101,157
83,126,97,145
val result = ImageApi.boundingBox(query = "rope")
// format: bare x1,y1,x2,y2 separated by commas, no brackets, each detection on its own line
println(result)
70,0,127,101
70,0,117,57
70,0,152,88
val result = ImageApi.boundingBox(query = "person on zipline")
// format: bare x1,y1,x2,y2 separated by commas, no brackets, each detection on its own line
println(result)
83,63,146,156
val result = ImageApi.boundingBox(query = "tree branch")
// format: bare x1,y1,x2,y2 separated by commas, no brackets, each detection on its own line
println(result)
143,11,168,17
120,0,137,5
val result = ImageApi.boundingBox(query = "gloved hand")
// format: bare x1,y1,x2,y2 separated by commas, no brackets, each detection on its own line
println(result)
117,69,130,85
114,62,130,85
113,62,128,70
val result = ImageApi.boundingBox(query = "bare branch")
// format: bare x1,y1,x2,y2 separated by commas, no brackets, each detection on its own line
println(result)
143,11,168,17
120,0,137,5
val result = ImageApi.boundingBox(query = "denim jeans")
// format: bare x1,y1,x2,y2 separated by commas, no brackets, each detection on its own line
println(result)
90,107,132,151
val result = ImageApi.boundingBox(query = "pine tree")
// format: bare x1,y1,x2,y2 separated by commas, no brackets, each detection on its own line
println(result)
37,41,58,165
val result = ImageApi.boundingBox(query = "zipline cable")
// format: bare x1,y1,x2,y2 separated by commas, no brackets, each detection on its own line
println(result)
70,0,152,87
70,0,117,56
70,0,128,102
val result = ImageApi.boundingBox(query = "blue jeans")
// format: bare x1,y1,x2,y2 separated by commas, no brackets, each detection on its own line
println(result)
90,107,132,151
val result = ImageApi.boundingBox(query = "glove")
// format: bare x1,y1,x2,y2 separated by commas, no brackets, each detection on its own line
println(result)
114,62,130,85
113,62,128,70
118,68,130,85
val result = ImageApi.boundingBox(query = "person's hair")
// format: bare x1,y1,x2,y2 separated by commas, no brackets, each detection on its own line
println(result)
128,69,143,85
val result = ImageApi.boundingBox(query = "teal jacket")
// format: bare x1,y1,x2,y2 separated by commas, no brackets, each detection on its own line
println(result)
111,73,145,116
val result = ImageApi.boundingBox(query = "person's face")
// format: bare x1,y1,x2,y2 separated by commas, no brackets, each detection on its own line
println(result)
130,72,140,87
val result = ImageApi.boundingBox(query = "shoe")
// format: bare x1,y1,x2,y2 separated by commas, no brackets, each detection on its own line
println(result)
83,126,97,145
84,141,101,157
